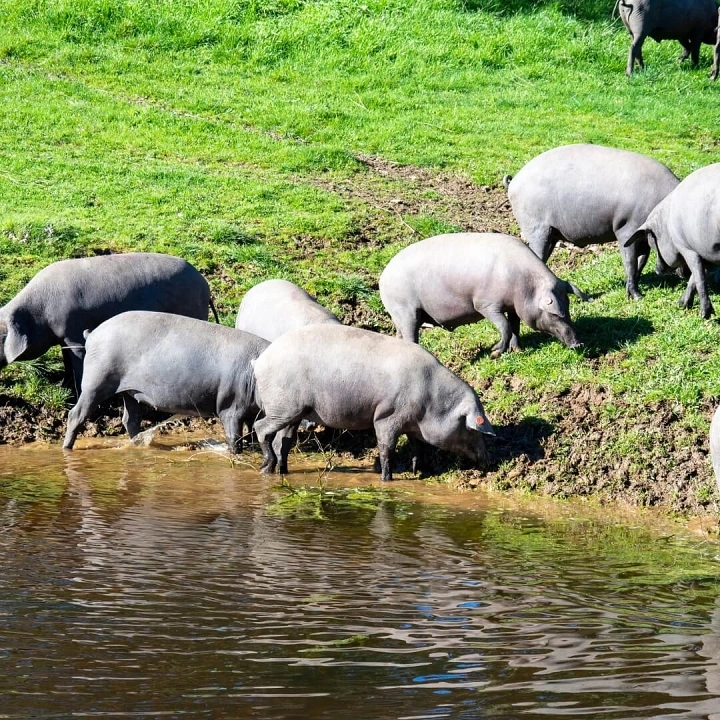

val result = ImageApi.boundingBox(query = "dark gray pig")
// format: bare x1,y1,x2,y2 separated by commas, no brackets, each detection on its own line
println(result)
618,0,719,76
504,144,679,299
252,324,495,481
63,311,268,452
378,232,587,358
0,252,218,392
235,278,340,341
625,163,720,318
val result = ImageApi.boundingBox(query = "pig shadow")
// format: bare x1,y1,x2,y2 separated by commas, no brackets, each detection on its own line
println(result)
572,315,654,356
506,315,654,359
487,416,554,469
404,416,553,477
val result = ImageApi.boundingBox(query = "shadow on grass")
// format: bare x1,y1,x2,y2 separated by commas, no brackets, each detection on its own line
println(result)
459,0,612,22
574,315,654,356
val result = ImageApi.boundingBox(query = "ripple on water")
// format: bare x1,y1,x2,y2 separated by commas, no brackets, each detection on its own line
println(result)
1,441,720,719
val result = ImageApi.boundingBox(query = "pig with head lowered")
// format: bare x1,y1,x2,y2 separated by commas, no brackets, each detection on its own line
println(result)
235,278,340,341
504,144,680,299
252,324,495,481
625,162,720,319
617,0,719,77
379,232,587,358
63,311,270,454
0,252,218,394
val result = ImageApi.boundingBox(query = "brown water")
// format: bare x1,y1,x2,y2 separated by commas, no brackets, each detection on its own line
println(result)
2,435,720,719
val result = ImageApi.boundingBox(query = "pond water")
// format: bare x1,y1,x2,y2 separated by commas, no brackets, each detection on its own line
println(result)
2,433,720,719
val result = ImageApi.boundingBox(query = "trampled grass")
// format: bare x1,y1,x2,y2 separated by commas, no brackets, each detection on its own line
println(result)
1,0,720,512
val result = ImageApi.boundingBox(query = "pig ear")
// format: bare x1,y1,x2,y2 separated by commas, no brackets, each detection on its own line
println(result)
564,281,590,302
540,293,564,317
465,412,495,436
3,315,30,363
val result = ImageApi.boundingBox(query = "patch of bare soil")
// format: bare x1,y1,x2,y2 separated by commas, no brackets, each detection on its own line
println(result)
463,384,717,519
307,153,516,242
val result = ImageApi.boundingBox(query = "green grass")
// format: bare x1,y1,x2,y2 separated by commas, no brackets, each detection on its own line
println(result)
2,0,720,511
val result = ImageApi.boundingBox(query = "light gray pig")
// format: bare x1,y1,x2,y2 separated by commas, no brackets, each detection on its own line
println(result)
625,163,720,318
252,324,495,481
63,311,268,452
378,233,587,358
0,252,218,392
504,144,679,299
618,0,719,76
710,406,720,493
235,279,340,341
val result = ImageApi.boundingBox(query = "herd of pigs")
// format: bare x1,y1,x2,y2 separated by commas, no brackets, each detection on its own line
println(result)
4,141,720,489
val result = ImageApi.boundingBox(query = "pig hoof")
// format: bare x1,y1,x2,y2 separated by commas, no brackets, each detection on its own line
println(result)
489,348,504,359
259,461,276,474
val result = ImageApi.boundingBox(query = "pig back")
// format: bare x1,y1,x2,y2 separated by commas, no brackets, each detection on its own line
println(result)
253,324,472,429
508,144,679,245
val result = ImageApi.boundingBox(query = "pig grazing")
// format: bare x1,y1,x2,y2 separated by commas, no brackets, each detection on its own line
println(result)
504,144,680,299
63,311,268,453
378,232,587,358
626,163,720,318
235,279,340,341
618,0,719,76
252,324,495,481
0,252,218,393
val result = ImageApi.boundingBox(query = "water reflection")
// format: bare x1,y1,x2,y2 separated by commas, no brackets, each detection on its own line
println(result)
1,441,720,718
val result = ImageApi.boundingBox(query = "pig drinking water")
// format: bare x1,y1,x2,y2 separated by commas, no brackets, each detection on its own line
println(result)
252,324,495,481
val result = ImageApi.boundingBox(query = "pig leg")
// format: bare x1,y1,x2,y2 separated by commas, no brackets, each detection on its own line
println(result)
255,413,300,473
682,252,714,318
219,407,248,454
61,341,85,396
618,237,643,299
388,306,420,343
273,425,298,475
482,307,516,359
679,276,697,309
524,228,556,263
627,33,646,75
63,383,115,450
507,310,522,352
373,417,401,482
121,395,142,438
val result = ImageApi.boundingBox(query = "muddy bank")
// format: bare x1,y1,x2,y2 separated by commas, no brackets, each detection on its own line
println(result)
0,159,717,520
0,385,716,520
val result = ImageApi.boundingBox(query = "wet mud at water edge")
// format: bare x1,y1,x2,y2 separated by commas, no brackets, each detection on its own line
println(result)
3,436,720,719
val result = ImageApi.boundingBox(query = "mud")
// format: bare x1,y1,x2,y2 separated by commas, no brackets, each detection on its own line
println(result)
1,158,717,520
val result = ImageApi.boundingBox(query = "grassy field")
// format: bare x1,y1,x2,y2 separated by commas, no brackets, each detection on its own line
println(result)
2,0,720,515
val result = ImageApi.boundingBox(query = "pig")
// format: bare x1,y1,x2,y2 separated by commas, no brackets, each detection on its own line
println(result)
252,324,495,481
625,163,720,318
0,252,218,394
710,406,720,493
618,0,719,76
62,311,268,453
378,232,587,358
503,144,680,299
235,278,341,341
